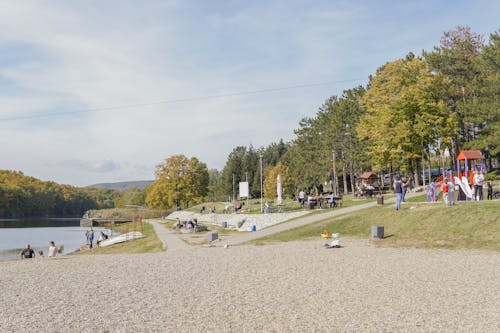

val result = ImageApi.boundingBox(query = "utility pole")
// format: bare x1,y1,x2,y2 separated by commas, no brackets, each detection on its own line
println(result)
232,173,235,202
332,149,338,196
260,154,263,213
245,172,249,208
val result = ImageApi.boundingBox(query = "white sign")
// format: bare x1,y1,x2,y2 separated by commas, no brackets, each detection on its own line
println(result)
239,182,249,198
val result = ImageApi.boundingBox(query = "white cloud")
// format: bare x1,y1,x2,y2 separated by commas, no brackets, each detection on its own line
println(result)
0,1,498,186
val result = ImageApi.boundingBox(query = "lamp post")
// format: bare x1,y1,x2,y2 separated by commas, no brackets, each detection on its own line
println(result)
332,149,338,197
260,153,263,213
175,170,181,210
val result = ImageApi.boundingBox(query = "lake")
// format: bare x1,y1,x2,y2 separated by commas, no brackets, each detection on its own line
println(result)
0,218,110,261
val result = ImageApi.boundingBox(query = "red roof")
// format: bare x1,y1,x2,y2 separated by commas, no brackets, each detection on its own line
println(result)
359,172,378,179
457,150,484,160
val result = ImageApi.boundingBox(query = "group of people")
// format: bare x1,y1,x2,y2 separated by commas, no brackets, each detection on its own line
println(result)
173,217,198,230
296,190,337,209
396,169,494,209
85,228,109,249
20,241,62,259
199,206,217,214
393,176,411,210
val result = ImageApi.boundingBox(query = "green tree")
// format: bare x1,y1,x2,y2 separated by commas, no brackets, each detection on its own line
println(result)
424,26,485,158
358,57,456,184
283,87,367,194
115,187,146,207
469,31,500,165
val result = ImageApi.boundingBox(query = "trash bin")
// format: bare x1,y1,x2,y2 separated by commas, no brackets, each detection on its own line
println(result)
251,225,257,232
208,231,218,242
377,195,384,205
371,226,384,239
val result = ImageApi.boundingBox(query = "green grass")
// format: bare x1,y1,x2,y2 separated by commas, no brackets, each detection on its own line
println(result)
74,222,163,255
252,200,500,251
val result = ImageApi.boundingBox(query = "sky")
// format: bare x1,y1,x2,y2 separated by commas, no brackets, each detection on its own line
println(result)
0,1,498,187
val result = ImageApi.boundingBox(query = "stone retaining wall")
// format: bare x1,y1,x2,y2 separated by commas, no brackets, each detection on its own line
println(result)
166,211,309,232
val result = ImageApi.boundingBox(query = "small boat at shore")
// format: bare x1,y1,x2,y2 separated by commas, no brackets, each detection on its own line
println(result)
99,231,144,247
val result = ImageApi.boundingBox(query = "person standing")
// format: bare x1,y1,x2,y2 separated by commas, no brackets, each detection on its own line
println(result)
298,190,305,207
89,228,95,249
394,177,403,211
20,244,35,259
401,176,409,202
48,241,58,257
442,181,449,206
430,181,437,202
473,171,485,200
448,180,455,205
487,180,493,200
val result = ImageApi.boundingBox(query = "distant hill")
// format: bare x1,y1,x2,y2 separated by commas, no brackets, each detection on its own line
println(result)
86,180,154,191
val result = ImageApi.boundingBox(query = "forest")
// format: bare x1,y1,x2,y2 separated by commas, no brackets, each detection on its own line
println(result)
0,170,119,218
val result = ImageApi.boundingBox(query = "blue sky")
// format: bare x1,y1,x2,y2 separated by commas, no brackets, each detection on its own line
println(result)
0,1,498,186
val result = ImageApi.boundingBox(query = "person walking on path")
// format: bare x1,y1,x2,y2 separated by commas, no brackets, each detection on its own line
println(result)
20,244,35,259
394,177,403,211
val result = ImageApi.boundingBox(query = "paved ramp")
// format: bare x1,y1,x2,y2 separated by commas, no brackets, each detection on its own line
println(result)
148,219,189,251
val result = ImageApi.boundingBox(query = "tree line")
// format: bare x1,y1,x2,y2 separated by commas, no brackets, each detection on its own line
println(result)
145,26,498,208
0,170,118,218
2,27,498,215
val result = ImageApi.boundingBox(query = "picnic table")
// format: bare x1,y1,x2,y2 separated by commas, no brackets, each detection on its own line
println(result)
307,195,342,209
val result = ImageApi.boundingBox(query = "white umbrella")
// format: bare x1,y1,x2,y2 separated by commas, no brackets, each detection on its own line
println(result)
277,174,283,206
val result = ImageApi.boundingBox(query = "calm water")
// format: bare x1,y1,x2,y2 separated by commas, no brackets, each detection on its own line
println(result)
0,218,110,261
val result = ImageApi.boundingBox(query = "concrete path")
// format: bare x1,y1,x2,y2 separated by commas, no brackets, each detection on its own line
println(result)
148,219,190,251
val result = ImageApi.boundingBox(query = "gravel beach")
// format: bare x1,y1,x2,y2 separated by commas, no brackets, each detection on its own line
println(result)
1,239,499,332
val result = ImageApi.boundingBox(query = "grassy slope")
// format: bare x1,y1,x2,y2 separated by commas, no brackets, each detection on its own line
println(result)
253,199,500,251
185,195,381,214
74,222,163,255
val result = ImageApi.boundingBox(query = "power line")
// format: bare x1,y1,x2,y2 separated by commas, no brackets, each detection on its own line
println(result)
0,78,365,122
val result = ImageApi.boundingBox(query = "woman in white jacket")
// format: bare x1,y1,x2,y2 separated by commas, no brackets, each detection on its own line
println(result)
48,241,58,257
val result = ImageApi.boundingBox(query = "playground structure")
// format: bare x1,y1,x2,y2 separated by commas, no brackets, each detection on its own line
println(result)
455,150,485,201
355,172,380,198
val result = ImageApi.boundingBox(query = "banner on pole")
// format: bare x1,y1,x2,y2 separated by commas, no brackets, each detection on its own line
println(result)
239,182,249,198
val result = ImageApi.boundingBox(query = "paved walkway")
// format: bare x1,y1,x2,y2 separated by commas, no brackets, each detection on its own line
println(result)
148,219,190,251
